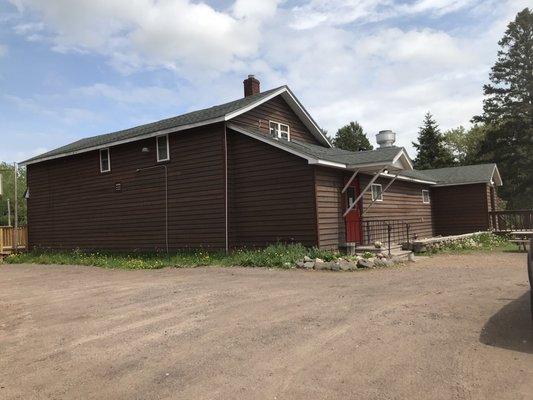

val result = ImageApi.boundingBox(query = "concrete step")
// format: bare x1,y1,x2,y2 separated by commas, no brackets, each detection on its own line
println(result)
355,244,403,253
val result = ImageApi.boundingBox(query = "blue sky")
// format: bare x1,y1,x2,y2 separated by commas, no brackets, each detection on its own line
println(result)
0,0,529,162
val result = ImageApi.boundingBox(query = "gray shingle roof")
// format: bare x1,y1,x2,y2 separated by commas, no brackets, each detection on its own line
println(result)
22,86,286,164
228,123,409,168
401,164,499,185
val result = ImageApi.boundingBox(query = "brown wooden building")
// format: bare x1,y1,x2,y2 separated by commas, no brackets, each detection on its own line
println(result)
21,76,503,252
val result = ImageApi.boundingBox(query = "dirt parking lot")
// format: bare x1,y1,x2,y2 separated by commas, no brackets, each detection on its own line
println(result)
0,252,531,400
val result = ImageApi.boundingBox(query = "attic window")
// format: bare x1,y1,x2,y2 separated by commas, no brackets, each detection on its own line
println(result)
269,121,290,140
100,148,110,173
371,184,383,202
156,134,170,162
422,189,430,204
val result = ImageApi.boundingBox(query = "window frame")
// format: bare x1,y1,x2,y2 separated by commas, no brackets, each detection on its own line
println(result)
156,134,170,162
422,189,430,204
99,148,111,173
371,183,383,202
269,120,290,141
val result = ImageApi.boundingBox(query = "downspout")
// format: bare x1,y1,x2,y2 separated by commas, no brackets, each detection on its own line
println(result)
224,123,229,254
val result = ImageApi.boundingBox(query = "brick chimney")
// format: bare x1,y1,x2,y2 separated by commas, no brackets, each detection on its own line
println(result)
243,75,260,97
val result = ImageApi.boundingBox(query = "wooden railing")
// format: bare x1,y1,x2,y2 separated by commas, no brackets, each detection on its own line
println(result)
489,210,533,232
0,226,28,253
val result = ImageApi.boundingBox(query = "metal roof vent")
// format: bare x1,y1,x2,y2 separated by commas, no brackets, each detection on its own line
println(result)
376,130,396,148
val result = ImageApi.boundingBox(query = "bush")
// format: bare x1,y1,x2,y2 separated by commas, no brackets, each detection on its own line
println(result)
4,243,340,270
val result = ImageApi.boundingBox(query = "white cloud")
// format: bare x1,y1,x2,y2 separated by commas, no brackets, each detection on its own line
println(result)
9,0,280,75
75,83,181,105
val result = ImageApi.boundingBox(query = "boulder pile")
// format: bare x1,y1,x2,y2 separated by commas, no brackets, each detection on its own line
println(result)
295,253,400,271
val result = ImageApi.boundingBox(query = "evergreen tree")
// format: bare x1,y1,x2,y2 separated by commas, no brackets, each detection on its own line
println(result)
333,121,373,151
0,162,27,226
473,8,533,209
412,112,455,169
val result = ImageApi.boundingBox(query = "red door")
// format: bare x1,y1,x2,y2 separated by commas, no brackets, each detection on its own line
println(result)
345,177,362,243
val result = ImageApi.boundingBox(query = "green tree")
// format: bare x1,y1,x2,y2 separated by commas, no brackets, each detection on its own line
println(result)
443,124,488,165
473,8,533,209
0,162,27,226
412,112,455,169
333,121,373,151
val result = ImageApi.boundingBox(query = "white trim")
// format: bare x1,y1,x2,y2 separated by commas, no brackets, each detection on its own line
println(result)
371,183,383,202
491,165,503,186
268,120,290,141
342,169,360,193
20,117,225,166
99,148,110,173
362,172,399,216
225,87,286,120
309,159,347,169
422,189,430,204
156,134,170,162
343,167,386,217
380,172,436,185
433,181,495,187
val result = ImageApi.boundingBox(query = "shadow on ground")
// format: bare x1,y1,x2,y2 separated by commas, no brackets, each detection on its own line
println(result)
480,292,533,354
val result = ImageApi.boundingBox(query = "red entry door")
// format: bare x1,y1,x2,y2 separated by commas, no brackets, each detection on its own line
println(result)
345,177,362,243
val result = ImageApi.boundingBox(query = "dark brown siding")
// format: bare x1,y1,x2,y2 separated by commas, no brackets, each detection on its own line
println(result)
27,124,226,251
227,130,317,248
360,175,434,239
431,183,490,235
231,95,321,144
315,167,345,250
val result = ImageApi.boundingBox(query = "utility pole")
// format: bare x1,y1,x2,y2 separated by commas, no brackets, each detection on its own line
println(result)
13,163,18,252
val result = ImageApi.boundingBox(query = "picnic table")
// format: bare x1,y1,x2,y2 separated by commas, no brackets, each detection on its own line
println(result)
509,231,533,251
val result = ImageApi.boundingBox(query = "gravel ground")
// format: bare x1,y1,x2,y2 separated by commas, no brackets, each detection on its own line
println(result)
0,251,531,400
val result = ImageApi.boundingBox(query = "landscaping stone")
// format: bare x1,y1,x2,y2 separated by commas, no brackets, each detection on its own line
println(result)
303,261,315,269
314,258,324,264
339,259,358,271
330,262,341,271
314,261,331,270
357,258,374,268
303,256,312,262
296,261,305,268
375,259,394,268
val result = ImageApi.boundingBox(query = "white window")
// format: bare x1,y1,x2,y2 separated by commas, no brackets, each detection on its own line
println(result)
156,134,170,162
100,148,110,173
422,189,430,204
269,121,290,140
371,183,383,202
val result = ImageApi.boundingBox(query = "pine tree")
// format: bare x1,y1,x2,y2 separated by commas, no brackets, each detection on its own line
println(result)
412,112,455,169
333,122,373,151
473,8,533,209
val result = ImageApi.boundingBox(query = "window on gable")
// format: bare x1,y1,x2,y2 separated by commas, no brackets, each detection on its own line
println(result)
422,189,430,204
157,134,170,162
371,183,383,202
100,148,110,173
269,121,290,140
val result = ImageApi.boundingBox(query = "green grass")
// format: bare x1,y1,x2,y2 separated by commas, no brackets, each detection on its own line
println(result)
422,232,517,255
3,243,340,270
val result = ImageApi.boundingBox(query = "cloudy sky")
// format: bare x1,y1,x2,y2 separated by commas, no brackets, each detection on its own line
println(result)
0,0,529,162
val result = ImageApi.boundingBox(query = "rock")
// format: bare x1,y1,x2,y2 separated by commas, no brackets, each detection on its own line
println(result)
357,258,374,268
330,262,341,271
303,261,315,269
315,261,335,270
375,259,394,268
314,258,324,263
339,259,358,271
296,261,305,268
303,255,312,262
374,241,383,248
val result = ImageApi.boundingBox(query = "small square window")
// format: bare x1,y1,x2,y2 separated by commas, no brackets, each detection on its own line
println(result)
269,121,290,140
100,148,110,173
371,183,383,202
157,134,170,162
422,189,430,204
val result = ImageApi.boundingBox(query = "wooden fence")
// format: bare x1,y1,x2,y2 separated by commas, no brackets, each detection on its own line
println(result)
489,210,533,232
0,226,28,254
